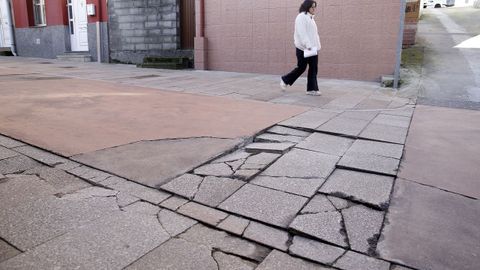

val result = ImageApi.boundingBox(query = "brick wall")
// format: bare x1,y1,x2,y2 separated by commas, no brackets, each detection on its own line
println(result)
108,0,191,64
199,0,402,81
403,0,420,47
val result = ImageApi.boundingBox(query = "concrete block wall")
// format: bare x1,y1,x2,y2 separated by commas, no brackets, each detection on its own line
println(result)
201,0,401,81
108,0,189,64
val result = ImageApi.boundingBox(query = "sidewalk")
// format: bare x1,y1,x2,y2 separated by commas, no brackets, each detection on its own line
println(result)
0,55,451,270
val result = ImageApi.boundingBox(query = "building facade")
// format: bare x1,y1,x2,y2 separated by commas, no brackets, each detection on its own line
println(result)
10,0,108,62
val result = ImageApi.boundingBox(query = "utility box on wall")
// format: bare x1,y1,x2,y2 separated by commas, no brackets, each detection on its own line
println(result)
87,4,96,16
404,0,421,47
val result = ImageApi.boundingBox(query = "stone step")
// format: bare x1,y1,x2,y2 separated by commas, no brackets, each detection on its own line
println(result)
56,52,92,62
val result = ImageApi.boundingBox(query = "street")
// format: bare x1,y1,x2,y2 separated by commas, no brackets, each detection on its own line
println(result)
0,6,479,270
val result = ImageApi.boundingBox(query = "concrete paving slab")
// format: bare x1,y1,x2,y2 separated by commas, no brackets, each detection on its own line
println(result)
126,238,217,270
377,179,480,270
122,201,160,216
347,140,404,160
213,251,257,270
261,149,339,179
219,184,308,228
194,162,234,177
319,169,394,209
398,105,480,199
116,192,140,207
244,221,289,251
289,236,346,265
359,123,408,144
104,177,170,205
296,133,354,156
339,111,379,121
24,166,91,194
301,194,337,213
338,153,400,176
0,77,306,156
279,110,339,130
317,116,370,136
0,239,20,263
251,176,325,197
73,138,240,188
0,135,25,148
161,174,204,199
13,145,70,166
215,150,251,163
157,209,197,237
159,196,188,211
0,155,41,175
193,176,244,207
289,211,348,247
67,165,112,183
342,205,384,254
255,133,304,143
217,215,250,236
267,126,311,137
371,114,411,128
177,202,228,226
245,142,295,154
334,251,390,270
179,224,271,262
0,146,18,161
1,212,170,270
244,152,280,165
328,196,351,210
256,250,329,270
0,174,57,209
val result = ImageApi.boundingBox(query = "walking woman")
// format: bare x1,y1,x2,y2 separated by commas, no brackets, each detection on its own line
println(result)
280,0,321,95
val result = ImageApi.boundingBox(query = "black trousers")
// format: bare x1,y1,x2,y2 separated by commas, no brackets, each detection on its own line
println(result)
281,48,318,91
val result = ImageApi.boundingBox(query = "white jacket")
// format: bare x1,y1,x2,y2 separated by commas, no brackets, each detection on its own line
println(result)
294,12,321,51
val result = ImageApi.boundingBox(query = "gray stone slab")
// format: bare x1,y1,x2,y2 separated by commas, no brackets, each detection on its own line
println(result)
372,114,411,128
158,209,197,237
116,192,140,207
194,176,244,207
342,205,384,254
161,174,204,199
243,221,289,251
339,111,379,121
289,212,348,247
227,159,245,171
213,251,257,270
0,135,25,148
256,133,303,143
245,142,295,154
289,236,346,265
0,155,40,175
0,194,119,251
54,160,82,171
219,184,308,228
194,162,234,177
301,194,337,213
215,150,251,163
72,138,240,187
391,265,414,270
256,250,329,270
67,165,112,183
106,177,171,205
377,179,480,270
217,215,250,236
251,176,325,197
233,169,260,181
0,146,19,161
62,186,118,200
296,133,354,156
334,251,390,270
0,239,20,263
1,212,170,270
126,238,217,270
382,107,414,117
320,169,394,209
0,175,57,209
261,149,339,179
123,201,160,215
177,202,228,226
244,152,280,165
279,110,339,130
328,196,351,210
317,117,370,136
338,153,400,176
359,123,408,144
13,145,69,166
159,196,188,211
347,140,404,159
24,166,91,194
267,126,311,137
179,224,271,262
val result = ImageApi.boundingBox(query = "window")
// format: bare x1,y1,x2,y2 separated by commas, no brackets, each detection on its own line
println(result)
33,0,46,26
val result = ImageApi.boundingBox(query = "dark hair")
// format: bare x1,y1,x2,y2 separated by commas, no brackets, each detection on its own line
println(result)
299,0,317,13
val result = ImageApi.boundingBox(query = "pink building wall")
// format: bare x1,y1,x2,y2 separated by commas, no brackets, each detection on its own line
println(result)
197,0,401,81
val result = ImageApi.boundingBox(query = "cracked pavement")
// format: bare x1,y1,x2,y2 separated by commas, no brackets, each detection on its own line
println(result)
1,43,479,270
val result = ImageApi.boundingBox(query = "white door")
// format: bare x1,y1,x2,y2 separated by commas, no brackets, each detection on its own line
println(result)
0,0,13,48
68,0,89,51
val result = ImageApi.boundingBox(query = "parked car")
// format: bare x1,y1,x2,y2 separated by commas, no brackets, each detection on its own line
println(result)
423,0,447,8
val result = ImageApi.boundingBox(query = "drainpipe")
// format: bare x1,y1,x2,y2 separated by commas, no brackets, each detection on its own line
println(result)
96,0,101,62
194,0,207,69
6,0,17,55
394,0,407,89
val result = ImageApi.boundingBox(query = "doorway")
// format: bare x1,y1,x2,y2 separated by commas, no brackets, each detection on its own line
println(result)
0,0,13,49
67,0,89,51
180,0,195,49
